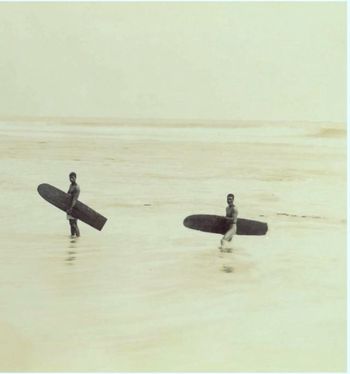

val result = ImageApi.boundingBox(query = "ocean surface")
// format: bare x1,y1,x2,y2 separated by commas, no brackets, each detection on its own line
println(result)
0,119,346,371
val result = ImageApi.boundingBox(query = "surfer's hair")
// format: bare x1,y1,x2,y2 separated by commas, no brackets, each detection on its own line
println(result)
227,193,234,199
69,172,77,178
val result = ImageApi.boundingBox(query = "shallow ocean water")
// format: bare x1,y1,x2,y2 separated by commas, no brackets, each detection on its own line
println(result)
0,119,346,371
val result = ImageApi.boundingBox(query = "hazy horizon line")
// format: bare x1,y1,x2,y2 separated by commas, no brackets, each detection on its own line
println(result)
0,115,345,127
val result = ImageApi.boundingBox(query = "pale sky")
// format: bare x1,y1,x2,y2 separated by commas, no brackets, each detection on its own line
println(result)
0,2,346,122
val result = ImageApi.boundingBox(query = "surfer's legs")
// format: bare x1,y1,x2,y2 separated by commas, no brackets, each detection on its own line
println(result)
69,219,75,236
75,221,80,237
221,224,236,247
69,219,79,237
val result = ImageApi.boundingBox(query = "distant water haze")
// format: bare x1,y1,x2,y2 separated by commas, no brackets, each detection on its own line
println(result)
0,2,346,122
0,119,346,371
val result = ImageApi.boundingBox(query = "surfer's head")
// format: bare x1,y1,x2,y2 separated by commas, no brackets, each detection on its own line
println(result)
69,172,77,183
227,193,234,205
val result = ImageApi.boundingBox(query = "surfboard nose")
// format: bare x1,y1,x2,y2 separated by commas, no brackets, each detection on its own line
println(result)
183,216,191,227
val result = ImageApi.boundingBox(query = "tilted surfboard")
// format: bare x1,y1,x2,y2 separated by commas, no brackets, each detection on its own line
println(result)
183,214,268,236
37,183,107,231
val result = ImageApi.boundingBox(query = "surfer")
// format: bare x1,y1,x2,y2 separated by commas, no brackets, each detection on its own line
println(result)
67,172,80,238
220,193,238,249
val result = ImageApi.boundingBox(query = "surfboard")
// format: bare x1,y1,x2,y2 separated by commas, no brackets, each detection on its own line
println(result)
37,183,107,231
183,214,268,236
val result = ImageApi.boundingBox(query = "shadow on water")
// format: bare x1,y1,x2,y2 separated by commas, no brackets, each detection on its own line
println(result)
65,237,79,265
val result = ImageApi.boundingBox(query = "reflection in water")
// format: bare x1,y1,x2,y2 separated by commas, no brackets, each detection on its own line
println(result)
66,238,78,264
220,247,233,253
222,265,234,273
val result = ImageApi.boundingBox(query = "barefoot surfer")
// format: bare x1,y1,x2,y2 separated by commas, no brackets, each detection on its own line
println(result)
67,172,80,238
220,193,238,249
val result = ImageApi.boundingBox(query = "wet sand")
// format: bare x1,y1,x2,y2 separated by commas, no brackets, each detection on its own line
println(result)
0,119,346,371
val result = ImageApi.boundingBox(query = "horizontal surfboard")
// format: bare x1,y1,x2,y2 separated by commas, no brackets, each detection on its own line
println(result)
37,183,107,231
183,214,268,236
